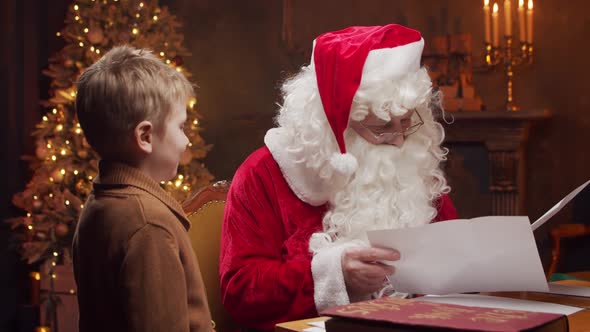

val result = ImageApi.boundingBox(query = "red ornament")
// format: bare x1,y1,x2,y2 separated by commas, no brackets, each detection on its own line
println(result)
55,223,69,237
172,55,183,66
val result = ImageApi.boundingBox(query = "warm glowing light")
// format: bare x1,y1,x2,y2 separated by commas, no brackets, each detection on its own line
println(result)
49,193,53,198
178,174,184,180
60,149,66,155
132,28,139,35
88,175,93,180
183,185,189,191
53,252,59,257
175,180,182,187
91,46,95,51
56,124,64,131
74,170,79,175
28,225,34,230
74,4,79,10
84,28,89,33
65,140,70,145
193,119,199,125
56,32,61,37
75,128,82,134
51,274,56,279
79,42,84,47
52,108,57,114
60,169,66,175
65,200,70,205
33,195,38,200
493,3,498,12
484,0,489,5
176,67,182,72
136,13,140,18
74,16,80,21
188,143,193,147
166,59,171,64
160,51,165,56
32,272,40,280
43,116,48,122
51,261,56,266
51,155,57,161
26,213,31,217
528,0,533,9
96,49,101,54
153,15,158,21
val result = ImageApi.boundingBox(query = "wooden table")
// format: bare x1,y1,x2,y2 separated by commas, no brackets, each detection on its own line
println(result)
275,280,590,332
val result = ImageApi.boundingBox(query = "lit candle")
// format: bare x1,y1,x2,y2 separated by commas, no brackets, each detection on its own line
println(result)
484,0,491,43
492,3,500,47
518,0,526,43
504,0,512,36
526,0,534,43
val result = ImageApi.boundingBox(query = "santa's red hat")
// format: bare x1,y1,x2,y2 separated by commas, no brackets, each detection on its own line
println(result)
311,24,424,175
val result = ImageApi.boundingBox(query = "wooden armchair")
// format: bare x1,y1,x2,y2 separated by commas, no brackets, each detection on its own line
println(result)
546,184,590,280
182,181,239,332
547,224,590,280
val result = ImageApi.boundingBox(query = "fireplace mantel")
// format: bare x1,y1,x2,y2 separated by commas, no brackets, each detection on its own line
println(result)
442,109,551,216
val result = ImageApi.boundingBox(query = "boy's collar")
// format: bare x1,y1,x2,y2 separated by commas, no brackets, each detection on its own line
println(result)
94,160,190,230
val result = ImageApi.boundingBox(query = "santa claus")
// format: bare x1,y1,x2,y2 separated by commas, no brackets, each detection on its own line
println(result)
219,24,457,331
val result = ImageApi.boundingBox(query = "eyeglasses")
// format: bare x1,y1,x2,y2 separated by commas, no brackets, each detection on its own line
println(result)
357,111,424,141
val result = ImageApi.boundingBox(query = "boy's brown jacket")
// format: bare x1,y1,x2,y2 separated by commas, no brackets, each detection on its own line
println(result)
73,161,213,332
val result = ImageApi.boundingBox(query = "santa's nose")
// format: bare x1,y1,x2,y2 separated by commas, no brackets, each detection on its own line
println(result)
386,134,404,147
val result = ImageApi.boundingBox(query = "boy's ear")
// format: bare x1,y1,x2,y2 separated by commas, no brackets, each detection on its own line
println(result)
134,120,154,154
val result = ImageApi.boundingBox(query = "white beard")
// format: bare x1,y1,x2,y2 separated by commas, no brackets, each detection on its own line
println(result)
313,132,438,251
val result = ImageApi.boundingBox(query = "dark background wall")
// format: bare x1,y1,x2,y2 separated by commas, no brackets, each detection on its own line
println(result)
165,0,590,226
2,0,589,329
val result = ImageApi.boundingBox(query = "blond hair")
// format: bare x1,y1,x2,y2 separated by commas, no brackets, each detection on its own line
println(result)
75,45,194,158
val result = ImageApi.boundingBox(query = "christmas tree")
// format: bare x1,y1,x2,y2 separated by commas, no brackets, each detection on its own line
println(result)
7,0,213,268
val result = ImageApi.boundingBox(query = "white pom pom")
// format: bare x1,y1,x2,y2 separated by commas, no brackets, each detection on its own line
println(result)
330,153,358,176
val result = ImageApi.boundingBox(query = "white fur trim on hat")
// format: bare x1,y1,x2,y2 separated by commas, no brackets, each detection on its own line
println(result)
360,38,425,86
330,153,358,176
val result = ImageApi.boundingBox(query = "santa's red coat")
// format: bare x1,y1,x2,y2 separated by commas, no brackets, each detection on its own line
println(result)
219,147,457,331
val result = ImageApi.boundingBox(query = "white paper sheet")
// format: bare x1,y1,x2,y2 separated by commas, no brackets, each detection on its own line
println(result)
546,283,590,298
417,294,583,315
531,179,590,231
302,327,324,332
303,320,326,332
367,216,549,295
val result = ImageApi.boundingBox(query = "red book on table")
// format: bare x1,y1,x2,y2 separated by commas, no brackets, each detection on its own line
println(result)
321,297,568,332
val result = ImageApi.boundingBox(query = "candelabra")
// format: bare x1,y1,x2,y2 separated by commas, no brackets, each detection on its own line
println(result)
484,37,533,111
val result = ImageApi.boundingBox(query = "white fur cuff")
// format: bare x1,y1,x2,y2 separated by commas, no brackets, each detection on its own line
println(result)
311,243,354,312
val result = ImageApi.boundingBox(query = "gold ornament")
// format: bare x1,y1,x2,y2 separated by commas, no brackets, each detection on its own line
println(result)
50,168,64,183
77,149,88,159
87,27,104,44
75,179,89,194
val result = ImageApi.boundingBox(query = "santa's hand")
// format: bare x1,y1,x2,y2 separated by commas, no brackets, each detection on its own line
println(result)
341,247,400,296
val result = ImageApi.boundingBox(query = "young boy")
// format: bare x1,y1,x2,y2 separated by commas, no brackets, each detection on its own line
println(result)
73,45,213,332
